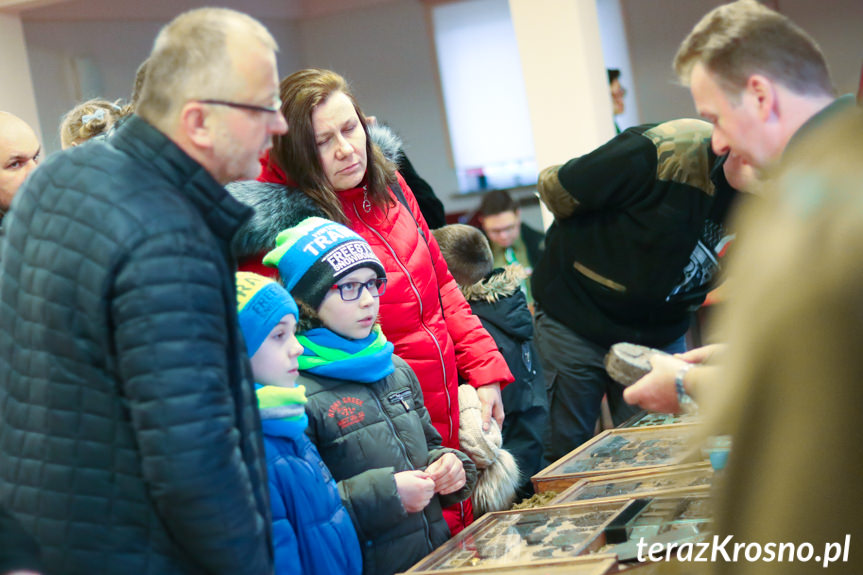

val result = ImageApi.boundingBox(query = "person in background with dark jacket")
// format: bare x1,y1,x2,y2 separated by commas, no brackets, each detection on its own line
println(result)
477,189,545,307
0,9,287,574
607,68,626,134
236,272,362,575
264,217,476,575
397,152,446,229
533,119,751,465
364,118,447,229
233,68,512,534
434,224,548,501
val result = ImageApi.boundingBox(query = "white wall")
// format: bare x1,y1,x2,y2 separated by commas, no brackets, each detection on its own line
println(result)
596,0,639,130
622,0,863,123
22,17,302,152
298,0,468,211
781,0,863,97
0,13,41,138
17,0,862,212
433,0,535,189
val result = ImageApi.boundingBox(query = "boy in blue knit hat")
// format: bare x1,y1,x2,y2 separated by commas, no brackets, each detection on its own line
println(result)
236,272,361,575
264,217,477,575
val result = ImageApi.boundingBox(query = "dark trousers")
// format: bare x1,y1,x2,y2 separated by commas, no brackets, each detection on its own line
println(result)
534,309,685,465
501,404,548,500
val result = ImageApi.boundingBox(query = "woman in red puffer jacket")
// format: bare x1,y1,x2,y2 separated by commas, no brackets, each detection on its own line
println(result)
232,69,513,535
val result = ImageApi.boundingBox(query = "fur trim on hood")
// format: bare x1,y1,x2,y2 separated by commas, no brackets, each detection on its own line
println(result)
367,123,404,165
227,180,324,259
460,264,527,303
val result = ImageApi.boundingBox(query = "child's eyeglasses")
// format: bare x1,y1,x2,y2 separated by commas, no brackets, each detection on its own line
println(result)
330,278,387,301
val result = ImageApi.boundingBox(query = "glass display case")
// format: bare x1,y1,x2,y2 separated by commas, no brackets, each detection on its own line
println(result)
405,501,628,572
402,555,617,575
549,462,714,505
532,424,701,493
620,410,701,428
593,494,714,562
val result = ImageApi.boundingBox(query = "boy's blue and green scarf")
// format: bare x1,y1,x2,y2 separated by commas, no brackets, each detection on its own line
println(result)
255,384,309,438
297,325,394,383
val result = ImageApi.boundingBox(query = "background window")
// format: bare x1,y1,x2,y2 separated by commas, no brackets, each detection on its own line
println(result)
431,0,537,194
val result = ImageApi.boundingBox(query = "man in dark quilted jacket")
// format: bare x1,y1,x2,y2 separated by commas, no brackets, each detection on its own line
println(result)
0,8,287,575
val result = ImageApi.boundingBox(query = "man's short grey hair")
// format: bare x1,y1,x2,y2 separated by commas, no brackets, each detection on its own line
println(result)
136,8,277,128
674,0,833,99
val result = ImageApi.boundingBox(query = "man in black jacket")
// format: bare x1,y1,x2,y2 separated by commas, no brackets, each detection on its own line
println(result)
533,119,750,463
0,8,287,575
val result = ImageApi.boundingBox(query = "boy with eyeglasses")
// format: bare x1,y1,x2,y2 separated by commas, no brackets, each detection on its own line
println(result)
264,217,476,575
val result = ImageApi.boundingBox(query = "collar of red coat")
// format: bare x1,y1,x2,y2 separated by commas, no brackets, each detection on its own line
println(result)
257,151,369,199
257,151,298,186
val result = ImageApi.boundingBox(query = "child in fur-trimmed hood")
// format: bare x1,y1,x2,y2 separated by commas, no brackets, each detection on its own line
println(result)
433,224,550,504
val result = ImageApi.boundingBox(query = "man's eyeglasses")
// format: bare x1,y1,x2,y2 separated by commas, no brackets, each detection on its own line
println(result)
195,99,282,115
486,223,519,236
330,278,387,301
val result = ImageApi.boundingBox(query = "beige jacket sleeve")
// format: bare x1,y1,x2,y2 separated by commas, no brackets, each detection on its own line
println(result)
537,164,579,219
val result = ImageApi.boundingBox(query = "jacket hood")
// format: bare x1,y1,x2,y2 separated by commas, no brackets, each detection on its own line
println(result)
367,123,404,165
461,264,526,303
464,266,534,342
227,180,324,258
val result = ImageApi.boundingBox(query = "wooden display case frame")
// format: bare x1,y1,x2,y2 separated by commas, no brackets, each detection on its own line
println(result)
549,462,713,505
402,554,617,575
619,410,701,428
532,424,702,493
404,500,630,572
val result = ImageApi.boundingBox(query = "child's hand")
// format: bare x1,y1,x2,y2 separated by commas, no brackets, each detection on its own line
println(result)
394,470,435,513
425,452,466,495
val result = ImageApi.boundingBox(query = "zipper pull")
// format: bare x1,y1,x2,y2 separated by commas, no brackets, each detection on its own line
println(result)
400,399,410,413
362,186,372,213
